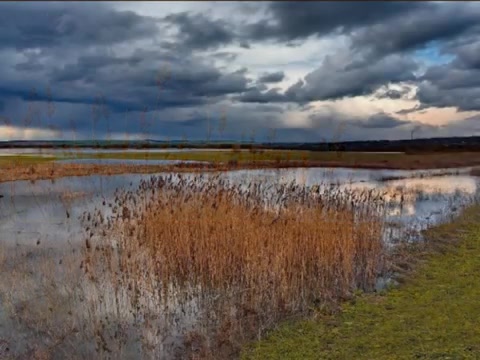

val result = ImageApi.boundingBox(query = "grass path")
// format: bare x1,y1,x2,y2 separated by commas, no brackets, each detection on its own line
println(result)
243,206,480,360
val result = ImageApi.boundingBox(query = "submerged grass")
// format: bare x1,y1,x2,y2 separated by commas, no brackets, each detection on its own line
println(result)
242,205,480,360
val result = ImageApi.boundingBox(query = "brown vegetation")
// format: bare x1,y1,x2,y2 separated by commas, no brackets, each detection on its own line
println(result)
2,150,480,184
0,175,388,358
0,162,217,183
80,175,386,358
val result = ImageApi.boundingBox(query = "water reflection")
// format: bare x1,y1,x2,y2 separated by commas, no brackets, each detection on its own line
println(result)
0,168,478,247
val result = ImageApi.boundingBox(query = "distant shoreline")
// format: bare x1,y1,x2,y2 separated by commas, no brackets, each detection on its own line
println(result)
1,135,480,153
1,151,480,184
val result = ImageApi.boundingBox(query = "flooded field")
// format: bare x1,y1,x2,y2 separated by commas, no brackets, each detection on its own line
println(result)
1,167,476,247
0,166,479,358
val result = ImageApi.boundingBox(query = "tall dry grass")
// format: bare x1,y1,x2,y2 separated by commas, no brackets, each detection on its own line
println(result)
81,175,386,358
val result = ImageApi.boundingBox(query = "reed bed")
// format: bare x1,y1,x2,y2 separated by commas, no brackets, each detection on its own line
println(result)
80,175,386,358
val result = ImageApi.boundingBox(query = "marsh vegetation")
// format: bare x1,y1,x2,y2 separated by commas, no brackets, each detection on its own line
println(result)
0,167,478,359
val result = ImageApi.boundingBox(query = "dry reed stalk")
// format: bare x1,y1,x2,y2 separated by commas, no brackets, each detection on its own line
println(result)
82,175,386,358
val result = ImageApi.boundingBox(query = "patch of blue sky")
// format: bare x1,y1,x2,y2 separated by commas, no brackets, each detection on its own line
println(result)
414,42,455,66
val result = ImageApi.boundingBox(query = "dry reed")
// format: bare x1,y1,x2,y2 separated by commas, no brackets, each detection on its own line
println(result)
82,174,386,358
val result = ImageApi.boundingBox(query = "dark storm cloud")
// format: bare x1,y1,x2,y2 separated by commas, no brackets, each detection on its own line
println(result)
416,80,480,112
247,2,420,42
0,2,159,50
258,71,285,84
287,54,418,101
1,96,288,141
164,12,236,50
375,85,413,100
352,3,480,59
238,54,418,104
451,41,480,70
235,88,285,104
2,1,480,141
1,43,252,115
414,42,480,112
239,2,480,109
246,2,480,61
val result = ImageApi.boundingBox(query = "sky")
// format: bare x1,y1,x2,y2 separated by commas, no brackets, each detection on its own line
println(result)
1,1,480,142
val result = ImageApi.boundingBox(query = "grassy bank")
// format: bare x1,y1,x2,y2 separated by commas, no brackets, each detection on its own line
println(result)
243,205,480,360
0,155,56,166
1,151,480,184
74,149,398,163
0,161,219,183
76,150,480,169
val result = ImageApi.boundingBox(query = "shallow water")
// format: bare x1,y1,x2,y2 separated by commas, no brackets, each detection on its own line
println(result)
0,167,478,248
0,166,478,358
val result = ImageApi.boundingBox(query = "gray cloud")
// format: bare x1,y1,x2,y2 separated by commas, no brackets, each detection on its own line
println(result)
246,2,480,64
352,3,480,59
0,2,159,50
258,71,285,83
1,2,480,141
375,85,413,100
238,54,418,104
235,87,285,104
164,12,236,50
357,113,410,129
415,44,480,111
451,41,480,70
283,54,418,102
0,45,252,115
246,2,420,43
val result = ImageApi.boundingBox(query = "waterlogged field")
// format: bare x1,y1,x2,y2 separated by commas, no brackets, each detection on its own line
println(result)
0,166,479,359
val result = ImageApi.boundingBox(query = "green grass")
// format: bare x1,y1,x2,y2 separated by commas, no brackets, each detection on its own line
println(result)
72,150,403,164
0,155,57,166
242,206,480,360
